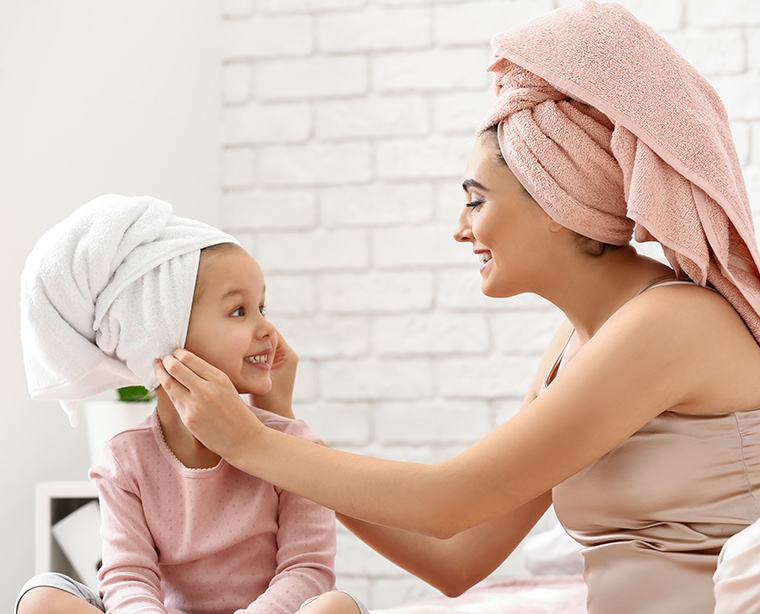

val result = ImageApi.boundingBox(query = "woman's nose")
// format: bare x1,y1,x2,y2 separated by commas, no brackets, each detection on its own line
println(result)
453,207,472,243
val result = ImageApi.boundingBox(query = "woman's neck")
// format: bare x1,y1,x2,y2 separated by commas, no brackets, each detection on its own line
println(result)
155,388,221,469
541,246,675,343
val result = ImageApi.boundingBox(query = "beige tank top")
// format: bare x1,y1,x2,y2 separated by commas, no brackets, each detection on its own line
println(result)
548,278,760,613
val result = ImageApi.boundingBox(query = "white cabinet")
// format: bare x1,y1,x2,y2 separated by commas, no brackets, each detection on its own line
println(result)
35,481,100,588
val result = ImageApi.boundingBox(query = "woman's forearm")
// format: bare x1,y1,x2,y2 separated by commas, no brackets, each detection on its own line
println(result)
336,491,551,597
230,426,464,537
156,349,533,536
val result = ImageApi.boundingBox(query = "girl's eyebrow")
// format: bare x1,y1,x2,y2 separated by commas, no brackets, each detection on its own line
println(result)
462,178,487,192
222,283,265,300
222,289,245,300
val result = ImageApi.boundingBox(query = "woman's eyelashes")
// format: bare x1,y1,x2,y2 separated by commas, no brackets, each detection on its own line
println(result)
467,198,485,209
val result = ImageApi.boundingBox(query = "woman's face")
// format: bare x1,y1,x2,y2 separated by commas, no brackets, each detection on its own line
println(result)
454,133,553,298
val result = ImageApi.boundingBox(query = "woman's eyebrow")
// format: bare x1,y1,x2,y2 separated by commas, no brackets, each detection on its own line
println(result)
462,178,487,192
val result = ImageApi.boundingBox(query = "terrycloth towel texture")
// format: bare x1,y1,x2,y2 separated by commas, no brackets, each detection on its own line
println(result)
20,195,238,425
477,0,760,343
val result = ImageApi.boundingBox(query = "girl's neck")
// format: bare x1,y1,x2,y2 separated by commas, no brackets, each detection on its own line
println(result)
155,388,221,469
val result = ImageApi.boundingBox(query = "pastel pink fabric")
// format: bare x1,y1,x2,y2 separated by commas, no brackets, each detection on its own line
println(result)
90,406,336,614
477,0,760,343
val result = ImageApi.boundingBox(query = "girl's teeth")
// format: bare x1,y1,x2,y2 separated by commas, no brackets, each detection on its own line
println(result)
245,355,267,364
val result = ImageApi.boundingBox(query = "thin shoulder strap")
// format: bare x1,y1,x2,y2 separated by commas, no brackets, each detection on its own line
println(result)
543,276,706,391
634,275,707,296
543,328,575,390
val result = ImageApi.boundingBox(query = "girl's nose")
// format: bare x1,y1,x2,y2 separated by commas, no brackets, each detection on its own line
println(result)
256,314,275,339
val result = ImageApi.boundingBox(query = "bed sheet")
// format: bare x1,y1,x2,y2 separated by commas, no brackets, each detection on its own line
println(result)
373,575,587,614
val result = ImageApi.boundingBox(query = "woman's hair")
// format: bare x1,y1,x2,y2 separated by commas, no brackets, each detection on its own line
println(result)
481,124,621,258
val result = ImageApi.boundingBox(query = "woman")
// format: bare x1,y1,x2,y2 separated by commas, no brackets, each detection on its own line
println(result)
154,2,760,612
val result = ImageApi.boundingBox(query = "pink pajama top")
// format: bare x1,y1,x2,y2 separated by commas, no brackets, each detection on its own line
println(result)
89,406,336,614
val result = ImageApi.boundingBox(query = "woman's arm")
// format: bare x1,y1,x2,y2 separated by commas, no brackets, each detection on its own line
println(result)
156,287,716,539
337,491,552,597
329,327,564,595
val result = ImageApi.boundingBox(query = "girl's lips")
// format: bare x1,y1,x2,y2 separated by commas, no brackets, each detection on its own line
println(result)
244,351,271,369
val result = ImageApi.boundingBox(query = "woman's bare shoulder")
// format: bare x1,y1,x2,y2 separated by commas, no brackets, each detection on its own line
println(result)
603,282,760,413
615,281,753,348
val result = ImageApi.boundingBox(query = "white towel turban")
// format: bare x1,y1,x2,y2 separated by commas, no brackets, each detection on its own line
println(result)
20,194,239,425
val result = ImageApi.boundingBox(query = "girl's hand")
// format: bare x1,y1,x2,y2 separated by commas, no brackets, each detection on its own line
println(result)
154,349,263,461
250,327,298,419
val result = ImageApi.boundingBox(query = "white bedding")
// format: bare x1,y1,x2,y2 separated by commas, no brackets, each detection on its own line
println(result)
373,576,587,614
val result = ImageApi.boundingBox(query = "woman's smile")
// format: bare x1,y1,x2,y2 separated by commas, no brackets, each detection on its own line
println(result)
476,250,493,274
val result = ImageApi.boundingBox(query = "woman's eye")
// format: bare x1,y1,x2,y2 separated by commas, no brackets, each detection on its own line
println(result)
231,307,245,317
467,199,485,209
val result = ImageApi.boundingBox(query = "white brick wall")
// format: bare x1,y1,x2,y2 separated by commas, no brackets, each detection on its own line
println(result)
218,0,760,608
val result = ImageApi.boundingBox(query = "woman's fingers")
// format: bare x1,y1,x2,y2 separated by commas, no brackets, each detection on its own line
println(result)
154,348,258,457
168,348,222,381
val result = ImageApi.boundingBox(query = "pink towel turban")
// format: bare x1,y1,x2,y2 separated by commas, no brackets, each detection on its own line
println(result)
477,0,760,343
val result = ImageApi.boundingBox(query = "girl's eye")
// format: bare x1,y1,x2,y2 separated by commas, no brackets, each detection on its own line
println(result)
231,307,245,317
259,304,267,316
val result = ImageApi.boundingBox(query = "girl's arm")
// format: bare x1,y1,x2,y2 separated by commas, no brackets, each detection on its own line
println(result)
156,286,722,540
90,462,168,614
241,420,337,614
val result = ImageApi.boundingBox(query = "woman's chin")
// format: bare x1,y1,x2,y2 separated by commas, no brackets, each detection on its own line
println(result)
480,280,511,299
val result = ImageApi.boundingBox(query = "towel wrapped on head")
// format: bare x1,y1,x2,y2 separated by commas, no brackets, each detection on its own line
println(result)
20,194,238,425
477,0,760,343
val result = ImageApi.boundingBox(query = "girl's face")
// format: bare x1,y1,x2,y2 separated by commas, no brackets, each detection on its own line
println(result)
454,133,554,298
184,244,276,396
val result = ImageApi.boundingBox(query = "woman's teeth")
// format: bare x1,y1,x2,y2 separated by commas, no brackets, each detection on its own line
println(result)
479,252,492,264
244,355,268,364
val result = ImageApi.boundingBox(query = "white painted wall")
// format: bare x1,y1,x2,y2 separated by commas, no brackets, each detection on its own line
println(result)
0,1,220,606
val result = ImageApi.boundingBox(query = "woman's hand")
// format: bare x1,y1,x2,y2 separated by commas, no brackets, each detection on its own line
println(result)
249,327,298,419
153,349,264,461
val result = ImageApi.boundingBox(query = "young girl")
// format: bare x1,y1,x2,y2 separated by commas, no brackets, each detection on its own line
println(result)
17,195,367,614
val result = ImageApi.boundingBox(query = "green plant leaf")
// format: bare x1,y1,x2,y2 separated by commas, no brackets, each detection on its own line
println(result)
117,386,155,403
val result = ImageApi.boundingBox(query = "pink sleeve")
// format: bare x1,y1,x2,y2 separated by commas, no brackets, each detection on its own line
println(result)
89,452,169,614
237,419,337,614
